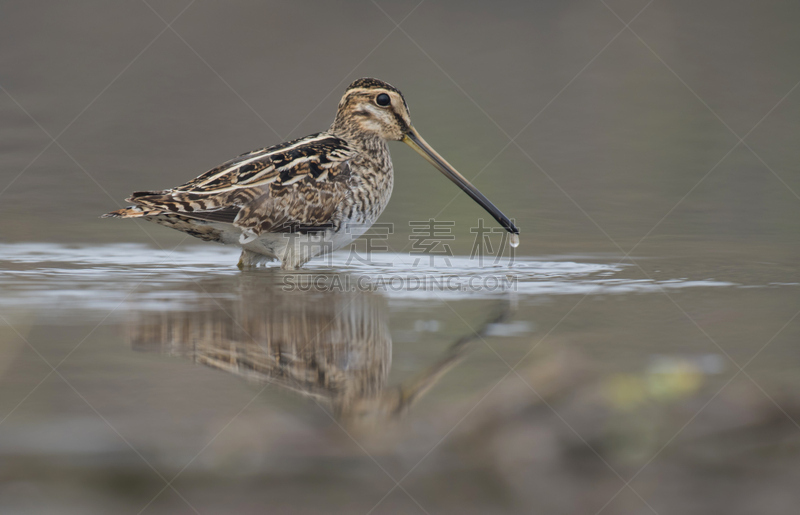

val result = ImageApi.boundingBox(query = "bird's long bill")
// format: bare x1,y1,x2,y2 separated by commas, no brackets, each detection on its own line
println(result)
402,127,519,235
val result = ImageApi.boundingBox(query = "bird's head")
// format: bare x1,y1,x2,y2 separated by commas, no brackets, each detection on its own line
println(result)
331,78,520,238
332,78,412,141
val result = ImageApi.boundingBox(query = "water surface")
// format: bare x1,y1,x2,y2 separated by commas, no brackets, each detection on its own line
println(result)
1,243,798,514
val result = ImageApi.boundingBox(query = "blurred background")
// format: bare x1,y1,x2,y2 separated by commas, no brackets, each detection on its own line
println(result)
1,1,799,514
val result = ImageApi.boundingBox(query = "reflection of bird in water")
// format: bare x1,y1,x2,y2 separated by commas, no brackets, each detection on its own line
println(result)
128,275,510,423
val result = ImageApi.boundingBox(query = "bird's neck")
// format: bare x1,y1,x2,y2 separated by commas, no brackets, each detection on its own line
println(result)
329,123,390,163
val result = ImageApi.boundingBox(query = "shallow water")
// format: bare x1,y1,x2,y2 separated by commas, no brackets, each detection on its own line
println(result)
2,242,799,514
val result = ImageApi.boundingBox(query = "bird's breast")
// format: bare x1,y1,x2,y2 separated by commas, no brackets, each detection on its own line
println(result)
344,158,394,221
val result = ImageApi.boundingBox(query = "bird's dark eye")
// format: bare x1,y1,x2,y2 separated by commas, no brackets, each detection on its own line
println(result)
375,93,391,107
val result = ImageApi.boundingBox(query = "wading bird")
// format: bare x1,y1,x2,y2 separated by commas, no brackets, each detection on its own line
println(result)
104,78,519,269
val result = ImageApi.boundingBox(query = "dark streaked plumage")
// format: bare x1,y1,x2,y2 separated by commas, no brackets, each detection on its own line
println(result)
104,78,519,269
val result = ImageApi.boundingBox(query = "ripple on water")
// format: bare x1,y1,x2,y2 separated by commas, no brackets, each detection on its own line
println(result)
0,243,738,315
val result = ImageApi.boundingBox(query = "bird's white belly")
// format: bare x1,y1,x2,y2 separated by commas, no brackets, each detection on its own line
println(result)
191,213,383,269
239,219,373,269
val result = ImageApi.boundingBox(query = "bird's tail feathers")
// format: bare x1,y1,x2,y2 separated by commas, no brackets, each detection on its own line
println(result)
101,205,164,218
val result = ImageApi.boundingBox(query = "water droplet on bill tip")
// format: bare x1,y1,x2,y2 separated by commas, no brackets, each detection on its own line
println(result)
509,233,520,248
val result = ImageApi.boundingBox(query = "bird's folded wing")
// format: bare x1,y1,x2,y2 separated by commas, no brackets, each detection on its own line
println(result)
105,133,356,235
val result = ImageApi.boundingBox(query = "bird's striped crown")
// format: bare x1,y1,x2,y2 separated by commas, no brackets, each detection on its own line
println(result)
346,78,402,95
